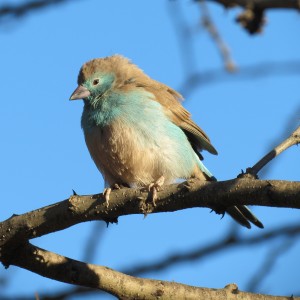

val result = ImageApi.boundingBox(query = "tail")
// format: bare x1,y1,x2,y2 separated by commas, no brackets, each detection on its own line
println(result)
195,160,264,229
226,205,264,229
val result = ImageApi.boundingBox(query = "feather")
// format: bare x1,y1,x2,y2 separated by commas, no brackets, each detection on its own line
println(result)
78,55,218,155
70,55,263,229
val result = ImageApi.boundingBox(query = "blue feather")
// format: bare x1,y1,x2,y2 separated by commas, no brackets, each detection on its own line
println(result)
82,89,201,180
70,55,263,228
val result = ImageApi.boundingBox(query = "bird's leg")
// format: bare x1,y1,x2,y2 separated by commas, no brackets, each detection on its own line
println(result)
103,183,130,208
147,176,165,206
103,188,111,208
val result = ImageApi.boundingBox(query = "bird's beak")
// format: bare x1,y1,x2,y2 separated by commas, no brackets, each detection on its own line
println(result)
69,85,90,100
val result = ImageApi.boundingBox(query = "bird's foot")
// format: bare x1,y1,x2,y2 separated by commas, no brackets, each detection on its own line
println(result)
103,183,129,208
103,188,112,208
147,176,165,207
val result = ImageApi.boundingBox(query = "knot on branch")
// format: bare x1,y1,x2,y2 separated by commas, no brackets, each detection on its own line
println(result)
138,195,156,216
224,283,239,294
236,7,265,34
292,126,300,143
237,169,258,180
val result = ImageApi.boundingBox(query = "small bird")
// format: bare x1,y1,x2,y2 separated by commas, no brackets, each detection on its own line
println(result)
70,55,263,229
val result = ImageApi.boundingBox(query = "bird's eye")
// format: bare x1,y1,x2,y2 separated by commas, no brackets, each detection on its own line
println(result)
93,79,100,86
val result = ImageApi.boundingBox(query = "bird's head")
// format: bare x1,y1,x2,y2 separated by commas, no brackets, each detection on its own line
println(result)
69,60,116,107
70,55,144,107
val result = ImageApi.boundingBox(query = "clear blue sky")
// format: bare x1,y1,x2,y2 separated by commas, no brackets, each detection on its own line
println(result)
0,1,299,299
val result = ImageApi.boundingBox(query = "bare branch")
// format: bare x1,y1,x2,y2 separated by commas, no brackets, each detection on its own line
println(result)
81,222,106,263
2,242,299,300
246,126,300,176
198,0,299,34
180,60,300,97
0,179,300,258
199,0,237,71
168,1,197,77
205,0,300,10
3,222,300,299
259,105,300,178
0,287,93,300
0,0,72,22
124,222,300,277
246,239,296,292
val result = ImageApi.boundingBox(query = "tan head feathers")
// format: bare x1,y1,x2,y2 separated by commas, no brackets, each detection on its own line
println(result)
77,55,146,85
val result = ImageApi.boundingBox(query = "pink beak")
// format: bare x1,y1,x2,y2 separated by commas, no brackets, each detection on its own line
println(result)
69,85,91,100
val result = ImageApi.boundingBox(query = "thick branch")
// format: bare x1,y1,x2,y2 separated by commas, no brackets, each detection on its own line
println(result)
3,242,298,300
0,179,299,260
5,222,300,300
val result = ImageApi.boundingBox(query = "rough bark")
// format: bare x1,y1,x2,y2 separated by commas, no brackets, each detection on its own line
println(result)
2,242,298,300
1,179,300,255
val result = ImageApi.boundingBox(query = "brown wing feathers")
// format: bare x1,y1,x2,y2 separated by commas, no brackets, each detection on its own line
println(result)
79,55,217,156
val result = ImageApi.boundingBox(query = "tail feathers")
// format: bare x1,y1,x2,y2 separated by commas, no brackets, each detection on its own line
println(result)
226,205,264,229
192,158,263,229
197,159,214,178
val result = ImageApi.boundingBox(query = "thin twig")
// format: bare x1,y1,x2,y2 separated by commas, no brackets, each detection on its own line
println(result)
123,222,300,276
0,0,72,22
198,0,237,71
205,0,300,10
168,1,196,77
260,105,300,178
247,126,300,176
180,60,300,97
246,239,295,292
82,222,106,263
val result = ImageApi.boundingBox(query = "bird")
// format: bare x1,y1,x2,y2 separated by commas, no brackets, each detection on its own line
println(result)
70,55,263,229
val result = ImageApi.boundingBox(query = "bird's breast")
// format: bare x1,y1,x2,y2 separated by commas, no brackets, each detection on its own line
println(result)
83,119,159,186
82,90,200,186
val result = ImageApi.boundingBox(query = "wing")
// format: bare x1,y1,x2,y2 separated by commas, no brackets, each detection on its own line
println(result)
131,78,218,156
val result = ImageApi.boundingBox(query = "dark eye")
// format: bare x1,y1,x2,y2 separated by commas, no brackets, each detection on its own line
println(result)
93,79,100,86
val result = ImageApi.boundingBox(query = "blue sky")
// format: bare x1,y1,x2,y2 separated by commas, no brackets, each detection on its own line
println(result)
0,1,299,299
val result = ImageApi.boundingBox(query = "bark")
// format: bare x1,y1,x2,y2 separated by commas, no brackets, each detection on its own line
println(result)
2,242,298,300
1,179,300,255
1,178,299,298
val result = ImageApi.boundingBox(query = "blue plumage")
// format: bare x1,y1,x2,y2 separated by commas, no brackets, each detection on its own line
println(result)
70,55,263,229
82,88,202,186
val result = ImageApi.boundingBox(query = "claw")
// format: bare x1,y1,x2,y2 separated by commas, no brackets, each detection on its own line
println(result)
148,176,165,206
103,188,111,208
113,183,121,189
102,184,125,208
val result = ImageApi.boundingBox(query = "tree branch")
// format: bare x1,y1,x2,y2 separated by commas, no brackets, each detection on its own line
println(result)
4,222,300,300
247,126,300,176
201,0,300,34
199,0,237,71
123,222,300,277
205,0,300,10
259,105,300,178
0,0,72,22
2,242,299,300
180,60,300,97
246,239,296,292
1,179,300,259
